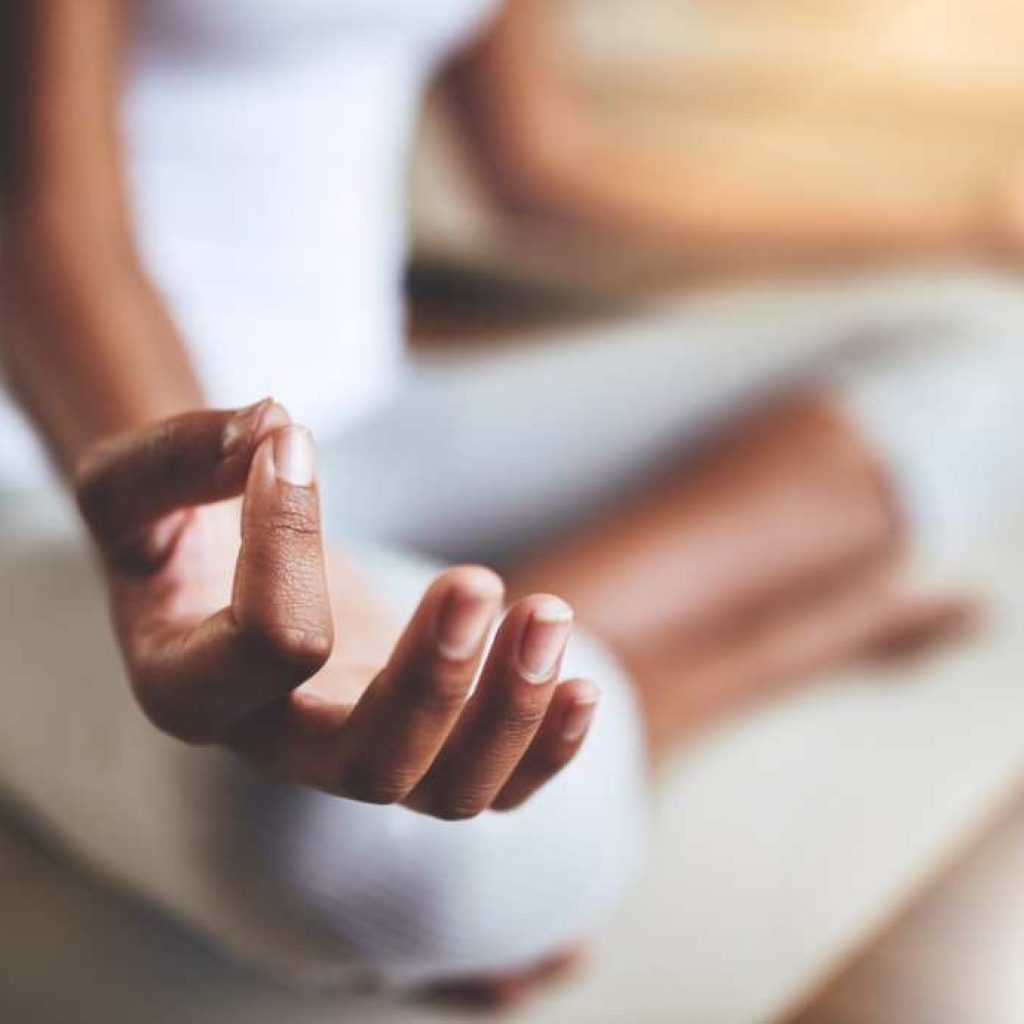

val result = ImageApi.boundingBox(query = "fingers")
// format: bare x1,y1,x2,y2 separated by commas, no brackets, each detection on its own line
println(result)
405,595,575,820
257,583,590,816
232,424,333,669
134,425,332,743
76,399,288,572
492,678,600,811
322,566,505,803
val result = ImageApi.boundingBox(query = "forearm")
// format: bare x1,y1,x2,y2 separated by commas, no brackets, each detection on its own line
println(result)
2,217,203,476
0,0,203,477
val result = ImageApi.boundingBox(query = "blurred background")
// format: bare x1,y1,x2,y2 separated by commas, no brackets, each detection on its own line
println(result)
7,2,1024,1023
411,0,1024,299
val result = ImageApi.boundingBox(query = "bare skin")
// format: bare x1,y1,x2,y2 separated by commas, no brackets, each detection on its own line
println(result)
0,0,984,1010
505,394,976,755
506,396,903,658
443,0,1014,261
625,562,977,758
74,405,597,816
1,2,596,822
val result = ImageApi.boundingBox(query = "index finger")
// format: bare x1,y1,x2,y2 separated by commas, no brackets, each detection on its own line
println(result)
75,399,288,571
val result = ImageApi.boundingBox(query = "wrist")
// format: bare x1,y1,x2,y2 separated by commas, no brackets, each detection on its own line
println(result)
2,255,205,473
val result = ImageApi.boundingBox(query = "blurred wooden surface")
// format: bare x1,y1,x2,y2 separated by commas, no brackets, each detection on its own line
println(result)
786,786,1024,1024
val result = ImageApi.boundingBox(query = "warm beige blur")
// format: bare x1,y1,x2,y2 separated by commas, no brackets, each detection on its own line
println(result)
565,0,1024,210
412,0,1024,281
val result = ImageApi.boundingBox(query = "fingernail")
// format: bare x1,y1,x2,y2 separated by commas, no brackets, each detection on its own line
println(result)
435,588,500,661
223,398,289,456
562,687,599,742
273,425,316,486
518,596,573,683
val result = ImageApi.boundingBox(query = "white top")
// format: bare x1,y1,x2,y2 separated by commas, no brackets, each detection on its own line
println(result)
0,0,498,483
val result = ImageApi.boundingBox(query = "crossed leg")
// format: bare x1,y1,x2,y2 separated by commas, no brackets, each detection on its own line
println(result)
328,272,1021,765
427,392,974,1009
324,273,1024,1005
506,392,975,753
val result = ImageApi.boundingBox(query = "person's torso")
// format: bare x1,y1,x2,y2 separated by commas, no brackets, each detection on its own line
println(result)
0,0,499,485
125,0,498,433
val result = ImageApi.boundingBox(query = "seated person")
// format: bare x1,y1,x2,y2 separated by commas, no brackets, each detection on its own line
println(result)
2,0,1023,1009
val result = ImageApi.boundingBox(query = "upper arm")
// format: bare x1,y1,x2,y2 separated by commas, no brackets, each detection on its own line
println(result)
441,0,591,207
1,0,131,254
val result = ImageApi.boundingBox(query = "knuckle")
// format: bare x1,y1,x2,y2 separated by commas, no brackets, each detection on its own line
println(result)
495,701,548,741
402,666,471,715
133,678,220,746
236,619,333,677
341,761,419,805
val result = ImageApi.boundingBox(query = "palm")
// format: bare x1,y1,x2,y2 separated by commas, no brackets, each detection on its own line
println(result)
307,551,402,706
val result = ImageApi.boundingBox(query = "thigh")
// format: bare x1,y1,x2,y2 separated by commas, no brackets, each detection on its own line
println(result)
0,495,647,989
263,562,648,987
0,493,362,982
320,269,1024,564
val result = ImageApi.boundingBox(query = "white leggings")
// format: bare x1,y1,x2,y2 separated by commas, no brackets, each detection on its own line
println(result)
322,269,1024,560
1,269,1023,990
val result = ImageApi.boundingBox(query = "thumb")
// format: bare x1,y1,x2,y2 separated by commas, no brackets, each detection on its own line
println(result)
75,399,289,573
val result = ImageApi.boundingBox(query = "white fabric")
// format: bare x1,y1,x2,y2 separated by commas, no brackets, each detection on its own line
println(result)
9,518,1024,1024
314,270,1024,565
841,323,1024,552
274,555,647,986
2,269,1024,992
0,493,647,989
125,0,496,437
0,0,500,484
0,0,1021,995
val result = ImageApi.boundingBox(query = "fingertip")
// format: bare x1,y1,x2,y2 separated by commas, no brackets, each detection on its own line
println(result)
245,428,278,497
440,564,505,604
513,594,574,685
533,594,574,621
557,679,600,743
245,422,319,500
430,567,504,663
256,401,292,444
506,592,574,628
562,677,601,707
221,398,291,459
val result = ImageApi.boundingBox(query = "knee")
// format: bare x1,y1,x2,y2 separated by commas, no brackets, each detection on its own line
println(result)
270,638,649,987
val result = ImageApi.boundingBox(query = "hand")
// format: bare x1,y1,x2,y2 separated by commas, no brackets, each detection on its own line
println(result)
75,401,600,818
